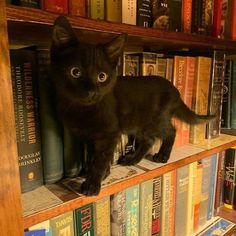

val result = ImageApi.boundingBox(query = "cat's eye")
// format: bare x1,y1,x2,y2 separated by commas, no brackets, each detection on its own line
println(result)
97,72,108,83
70,67,82,79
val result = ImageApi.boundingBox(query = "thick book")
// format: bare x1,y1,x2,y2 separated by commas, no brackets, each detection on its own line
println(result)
122,0,136,25
105,0,122,23
11,0,41,8
50,211,75,236
139,179,153,236
221,60,232,128
43,0,68,14
137,0,152,27
231,60,236,129
88,0,104,20
152,176,162,236
206,51,225,138
74,203,95,236
182,0,192,33
68,0,86,17
37,49,64,184
10,46,43,193
110,190,126,236
94,196,111,236
223,148,236,209
125,185,140,236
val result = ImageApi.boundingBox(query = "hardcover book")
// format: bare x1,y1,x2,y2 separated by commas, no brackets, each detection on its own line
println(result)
212,0,223,38
43,0,68,14
182,0,192,33
139,52,158,76
137,0,152,27
122,53,140,76
122,0,137,25
168,0,183,32
88,0,104,20
224,0,236,40
10,46,43,193
68,0,86,17
105,0,122,23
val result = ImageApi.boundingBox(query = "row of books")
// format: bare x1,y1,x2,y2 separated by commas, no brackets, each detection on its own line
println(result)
23,150,236,235
8,0,236,40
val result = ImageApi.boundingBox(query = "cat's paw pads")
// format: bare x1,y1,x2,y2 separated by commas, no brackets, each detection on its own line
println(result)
117,154,137,166
153,153,169,163
80,180,101,196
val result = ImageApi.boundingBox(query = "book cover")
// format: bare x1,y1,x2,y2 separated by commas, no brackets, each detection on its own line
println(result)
122,0,137,25
224,0,236,39
219,0,229,39
125,184,140,236
68,0,86,17
221,60,232,128
212,0,223,37
24,229,46,236
231,60,236,129
152,176,162,236
140,52,158,76
223,148,236,209
10,46,43,193
105,0,122,23
43,0,68,14
156,57,167,77
37,48,64,184
174,164,190,236
29,220,52,236
182,0,192,33
161,170,176,236
88,0,104,20
191,0,201,33
206,51,225,138
168,0,183,32
165,57,174,81
110,190,126,236
11,0,41,8
137,0,152,27
50,211,75,236
139,179,153,236
190,56,212,144
122,53,140,76
74,203,95,236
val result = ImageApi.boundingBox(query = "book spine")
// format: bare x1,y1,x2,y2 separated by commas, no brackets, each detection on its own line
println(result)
206,51,225,138
221,60,232,128
43,0,68,14
74,203,95,236
219,0,229,39
94,196,110,236
89,0,104,20
122,53,140,76
182,0,192,33
10,47,43,193
165,58,174,82
168,0,182,32
37,49,64,184
122,0,137,25
105,0,122,23
68,0,86,17
137,0,152,27
212,0,223,37
110,190,126,236
140,52,158,76
11,0,41,8
229,0,236,40
139,179,153,236
125,184,140,236
152,176,162,236
156,57,167,78
231,60,236,129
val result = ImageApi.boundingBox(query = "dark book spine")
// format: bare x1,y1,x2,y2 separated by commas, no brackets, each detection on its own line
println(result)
191,0,201,33
168,0,182,32
221,60,232,128
223,148,236,209
206,51,225,138
11,0,41,8
10,47,43,193
37,49,64,184
137,0,152,27
231,60,236,129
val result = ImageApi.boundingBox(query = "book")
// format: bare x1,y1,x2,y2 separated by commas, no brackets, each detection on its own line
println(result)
88,0,104,20
182,0,192,33
137,0,152,27
231,60,236,129
105,0,122,23
156,57,167,77
122,52,140,76
139,52,158,76
139,179,153,236
37,48,64,184
152,176,162,236
125,184,140,236
191,0,202,34
212,0,223,38
24,229,46,236
206,51,225,139
122,0,136,25
74,203,95,236
224,0,236,40
43,0,68,14
223,148,236,209
165,57,174,81
29,220,52,236
221,60,232,128
161,170,176,236
190,56,212,144
110,190,126,236
10,45,43,193
68,0,86,17
94,196,110,236
50,211,75,236
168,0,183,32
219,0,229,39
11,0,41,8
174,164,190,236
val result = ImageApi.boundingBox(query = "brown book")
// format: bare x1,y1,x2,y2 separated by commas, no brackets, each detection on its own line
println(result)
190,56,212,144
165,57,174,82
224,0,236,40
68,0,86,17
43,0,68,14
156,57,167,78
105,0,122,23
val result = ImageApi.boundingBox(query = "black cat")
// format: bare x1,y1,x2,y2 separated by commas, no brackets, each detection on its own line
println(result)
50,16,214,196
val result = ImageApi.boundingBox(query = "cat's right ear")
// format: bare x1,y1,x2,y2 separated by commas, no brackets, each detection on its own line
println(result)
51,16,78,52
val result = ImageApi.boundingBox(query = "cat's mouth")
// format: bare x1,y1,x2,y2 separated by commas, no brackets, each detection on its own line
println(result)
77,91,100,105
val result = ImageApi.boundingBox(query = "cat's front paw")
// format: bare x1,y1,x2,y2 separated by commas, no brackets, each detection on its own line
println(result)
153,152,169,163
118,154,138,166
80,179,101,196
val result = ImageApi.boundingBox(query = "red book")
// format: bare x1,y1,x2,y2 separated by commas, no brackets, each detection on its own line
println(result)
43,0,68,14
212,0,223,37
182,0,192,33
68,0,86,17
225,0,236,39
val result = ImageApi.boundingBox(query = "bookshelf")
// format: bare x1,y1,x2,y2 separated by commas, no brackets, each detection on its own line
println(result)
1,1,236,235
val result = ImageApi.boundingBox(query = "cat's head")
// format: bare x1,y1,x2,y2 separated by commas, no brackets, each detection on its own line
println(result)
50,16,127,105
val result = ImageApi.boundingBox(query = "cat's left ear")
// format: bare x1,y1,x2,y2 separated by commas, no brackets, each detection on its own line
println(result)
104,34,127,65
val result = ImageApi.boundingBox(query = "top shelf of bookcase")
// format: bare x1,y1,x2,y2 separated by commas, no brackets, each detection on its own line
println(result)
6,5,236,53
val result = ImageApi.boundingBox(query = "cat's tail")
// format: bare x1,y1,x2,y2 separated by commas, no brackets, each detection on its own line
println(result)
174,99,215,124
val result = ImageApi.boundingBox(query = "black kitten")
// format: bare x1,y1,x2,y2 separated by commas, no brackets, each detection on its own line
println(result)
50,16,214,196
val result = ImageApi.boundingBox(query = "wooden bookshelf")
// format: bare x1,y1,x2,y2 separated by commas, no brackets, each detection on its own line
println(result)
23,134,236,229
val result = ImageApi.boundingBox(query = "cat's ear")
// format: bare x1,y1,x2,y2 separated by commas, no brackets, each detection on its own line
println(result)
51,16,78,50
104,34,127,65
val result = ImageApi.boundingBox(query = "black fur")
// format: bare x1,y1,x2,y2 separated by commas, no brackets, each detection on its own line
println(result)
50,16,214,196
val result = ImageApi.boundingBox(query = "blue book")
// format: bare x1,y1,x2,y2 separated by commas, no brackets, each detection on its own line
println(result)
25,229,46,236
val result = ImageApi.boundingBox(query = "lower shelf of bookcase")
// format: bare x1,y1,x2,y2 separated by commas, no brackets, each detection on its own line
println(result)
22,134,236,229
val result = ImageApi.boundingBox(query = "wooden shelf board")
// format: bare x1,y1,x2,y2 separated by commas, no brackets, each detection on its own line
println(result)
6,5,236,52
23,134,236,229
218,207,236,224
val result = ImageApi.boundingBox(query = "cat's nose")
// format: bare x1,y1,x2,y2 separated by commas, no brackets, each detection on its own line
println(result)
88,91,96,98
